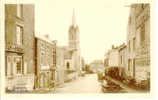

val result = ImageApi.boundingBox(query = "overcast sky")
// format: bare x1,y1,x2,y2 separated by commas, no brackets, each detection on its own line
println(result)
35,0,130,64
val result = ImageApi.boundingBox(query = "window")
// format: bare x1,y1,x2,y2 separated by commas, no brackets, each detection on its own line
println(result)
71,34,73,40
128,59,130,71
120,56,123,64
128,41,130,52
133,38,136,51
140,24,145,42
16,26,23,45
141,4,145,9
66,62,70,69
133,59,135,77
15,57,22,74
17,4,22,18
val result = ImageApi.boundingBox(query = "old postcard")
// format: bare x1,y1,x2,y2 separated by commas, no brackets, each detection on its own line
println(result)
0,0,156,99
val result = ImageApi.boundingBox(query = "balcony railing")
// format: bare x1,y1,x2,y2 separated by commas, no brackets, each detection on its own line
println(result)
6,42,24,53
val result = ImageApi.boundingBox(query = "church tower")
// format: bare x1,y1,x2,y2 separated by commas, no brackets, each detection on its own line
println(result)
68,9,81,76
68,8,80,51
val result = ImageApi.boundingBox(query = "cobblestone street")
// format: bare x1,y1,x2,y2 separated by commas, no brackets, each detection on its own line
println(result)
55,74,102,93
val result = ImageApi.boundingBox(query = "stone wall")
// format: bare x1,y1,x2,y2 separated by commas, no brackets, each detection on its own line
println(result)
23,5,35,74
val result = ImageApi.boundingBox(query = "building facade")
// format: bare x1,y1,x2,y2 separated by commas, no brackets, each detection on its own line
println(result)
5,4,35,91
34,35,56,89
104,50,110,67
62,9,81,81
56,46,65,86
127,4,150,82
68,9,81,75
89,60,104,73
104,44,126,77
118,43,127,77
108,46,120,67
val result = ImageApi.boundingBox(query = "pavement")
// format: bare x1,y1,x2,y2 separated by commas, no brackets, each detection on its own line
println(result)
55,74,102,93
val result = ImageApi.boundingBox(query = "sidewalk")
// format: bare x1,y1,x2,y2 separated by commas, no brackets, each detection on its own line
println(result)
105,76,147,93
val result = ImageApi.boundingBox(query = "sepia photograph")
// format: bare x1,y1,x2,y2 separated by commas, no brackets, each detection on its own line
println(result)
3,0,152,96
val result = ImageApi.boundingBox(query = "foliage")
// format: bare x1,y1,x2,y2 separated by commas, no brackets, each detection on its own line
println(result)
105,67,125,81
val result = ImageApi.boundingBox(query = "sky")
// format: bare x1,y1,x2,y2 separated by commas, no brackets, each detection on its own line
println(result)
35,0,130,64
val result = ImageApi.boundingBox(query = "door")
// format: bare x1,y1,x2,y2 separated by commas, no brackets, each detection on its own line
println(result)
6,56,22,76
6,56,12,76
14,56,23,74
133,59,136,78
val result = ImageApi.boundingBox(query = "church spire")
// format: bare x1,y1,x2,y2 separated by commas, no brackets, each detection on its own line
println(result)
72,8,76,26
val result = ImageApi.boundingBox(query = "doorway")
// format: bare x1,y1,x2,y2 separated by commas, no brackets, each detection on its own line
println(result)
133,59,136,78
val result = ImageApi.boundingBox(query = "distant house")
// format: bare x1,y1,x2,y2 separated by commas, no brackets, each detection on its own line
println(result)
89,60,104,73
104,44,127,77
108,45,120,67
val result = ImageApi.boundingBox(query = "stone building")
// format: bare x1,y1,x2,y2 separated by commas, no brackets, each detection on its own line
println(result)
89,60,104,73
126,4,150,82
108,45,120,67
104,50,110,67
104,44,127,76
5,4,35,91
34,35,56,89
56,46,65,86
118,43,127,77
68,9,81,75
63,9,81,81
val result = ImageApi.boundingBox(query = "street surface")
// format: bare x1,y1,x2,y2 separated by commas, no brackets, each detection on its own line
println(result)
25,73,145,93
55,74,102,93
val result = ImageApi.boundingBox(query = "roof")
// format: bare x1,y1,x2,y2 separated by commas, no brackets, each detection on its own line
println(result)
118,43,127,51
35,34,56,45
